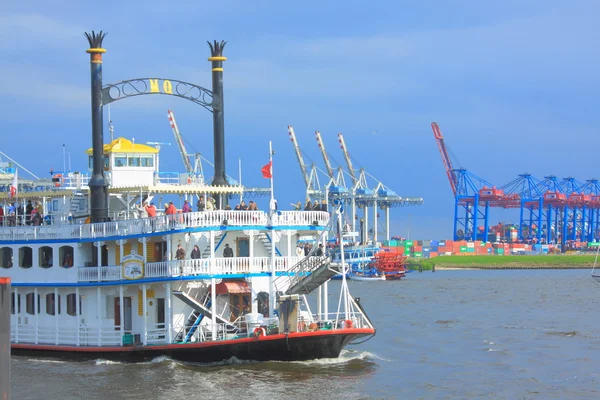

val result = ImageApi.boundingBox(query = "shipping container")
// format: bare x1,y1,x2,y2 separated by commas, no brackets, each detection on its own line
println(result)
430,245,439,252
438,241,446,246
460,246,467,252
405,241,413,246
423,240,431,247
495,248,504,254
389,240,398,247
414,252,422,257
467,247,475,253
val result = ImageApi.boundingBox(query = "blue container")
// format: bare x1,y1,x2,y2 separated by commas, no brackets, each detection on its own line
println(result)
438,241,446,246
430,245,439,252
431,240,439,246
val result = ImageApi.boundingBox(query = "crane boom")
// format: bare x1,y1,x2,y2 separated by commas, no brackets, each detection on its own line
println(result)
431,122,457,196
167,110,194,173
288,125,310,187
315,131,335,179
337,133,357,183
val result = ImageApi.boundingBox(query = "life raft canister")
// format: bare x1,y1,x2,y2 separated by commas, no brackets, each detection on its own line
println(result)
254,327,266,338
344,319,353,329
52,173,63,187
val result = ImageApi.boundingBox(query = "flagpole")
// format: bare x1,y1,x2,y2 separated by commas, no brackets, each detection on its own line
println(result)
269,141,274,210
268,141,276,319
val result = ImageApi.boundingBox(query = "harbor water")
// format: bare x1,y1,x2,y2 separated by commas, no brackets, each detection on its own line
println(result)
11,270,600,399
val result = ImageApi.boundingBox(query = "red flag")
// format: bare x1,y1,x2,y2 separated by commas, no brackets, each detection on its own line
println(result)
261,161,272,179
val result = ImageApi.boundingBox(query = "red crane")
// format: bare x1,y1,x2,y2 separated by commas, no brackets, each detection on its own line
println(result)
431,122,457,196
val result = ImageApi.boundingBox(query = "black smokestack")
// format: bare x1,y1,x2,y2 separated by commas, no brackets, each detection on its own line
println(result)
85,31,109,222
208,41,228,205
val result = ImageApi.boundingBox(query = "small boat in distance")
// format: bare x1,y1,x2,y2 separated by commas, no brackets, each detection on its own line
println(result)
592,244,600,282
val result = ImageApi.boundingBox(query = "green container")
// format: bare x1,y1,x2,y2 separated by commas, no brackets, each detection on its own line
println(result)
122,333,134,346
495,248,504,254
467,247,475,253
414,252,422,257
590,242,600,247
398,241,406,247
382,240,390,246
389,240,398,247
460,246,467,252
405,241,414,246
480,242,487,246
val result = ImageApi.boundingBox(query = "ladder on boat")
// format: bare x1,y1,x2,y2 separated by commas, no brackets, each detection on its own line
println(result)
173,289,239,342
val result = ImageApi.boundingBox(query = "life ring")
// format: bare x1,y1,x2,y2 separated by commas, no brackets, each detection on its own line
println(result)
253,327,266,338
53,173,63,187
344,319,353,329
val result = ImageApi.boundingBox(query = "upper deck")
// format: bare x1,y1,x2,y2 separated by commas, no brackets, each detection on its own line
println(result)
0,210,330,243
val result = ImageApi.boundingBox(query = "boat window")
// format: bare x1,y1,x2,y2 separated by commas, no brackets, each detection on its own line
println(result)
46,293,61,315
11,293,20,314
128,155,140,167
39,246,53,268
19,247,33,268
104,155,109,170
88,156,93,169
25,292,40,315
59,246,74,268
67,293,82,316
1,248,13,268
141,156,154,167
114,155,127,167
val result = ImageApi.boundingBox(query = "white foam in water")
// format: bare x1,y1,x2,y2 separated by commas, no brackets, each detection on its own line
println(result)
27,359,67,364
283,350,382,365
95,359,124,365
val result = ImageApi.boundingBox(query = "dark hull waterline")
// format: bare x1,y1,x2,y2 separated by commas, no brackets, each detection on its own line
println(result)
12,329,375,363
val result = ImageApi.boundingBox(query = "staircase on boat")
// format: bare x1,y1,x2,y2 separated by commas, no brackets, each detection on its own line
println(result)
173,286,240,342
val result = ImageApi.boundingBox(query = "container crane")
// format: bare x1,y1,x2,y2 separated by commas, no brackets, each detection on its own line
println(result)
337,133,357,185
315,131,335,180
431,122,493,241
167,110,194,174
288,125,321,201
431,122,457,196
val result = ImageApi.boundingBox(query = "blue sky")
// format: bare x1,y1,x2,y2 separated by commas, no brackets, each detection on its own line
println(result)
1,0,599,240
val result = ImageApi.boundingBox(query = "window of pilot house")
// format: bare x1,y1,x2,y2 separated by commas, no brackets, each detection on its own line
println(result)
26,292,40,315
59,246,74,268
1,248,13,268
19,247,33,268
128,155,141,167
114,155,127,167
39,246,53,268
67,293,82,316
46,293,61,315
141,156,154,167
11,293,21,314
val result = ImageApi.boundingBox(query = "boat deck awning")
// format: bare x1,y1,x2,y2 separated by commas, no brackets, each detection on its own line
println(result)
215,280,251,295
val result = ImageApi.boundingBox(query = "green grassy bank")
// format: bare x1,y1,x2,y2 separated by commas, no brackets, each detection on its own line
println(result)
425,254,599,269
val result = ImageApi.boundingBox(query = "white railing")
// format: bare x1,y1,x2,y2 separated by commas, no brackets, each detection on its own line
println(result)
0,211,330,241
77,265,122,282
275,211,330,227
76,256,309,281
142,256,304,280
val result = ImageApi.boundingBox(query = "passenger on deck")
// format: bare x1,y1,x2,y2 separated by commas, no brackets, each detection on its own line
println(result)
320,200,328,212
291,201,301,211
296,245,304,258
312,201,321,211
197,196,205,212
62,253,73,267
240,201,248,210
316,243,324,256
182,200,192,213
25,200,33,225
248,201,258,211
175,244,186,260
144,202,157,217
223,244,234,258
304,200,312,211
190,245,201,259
